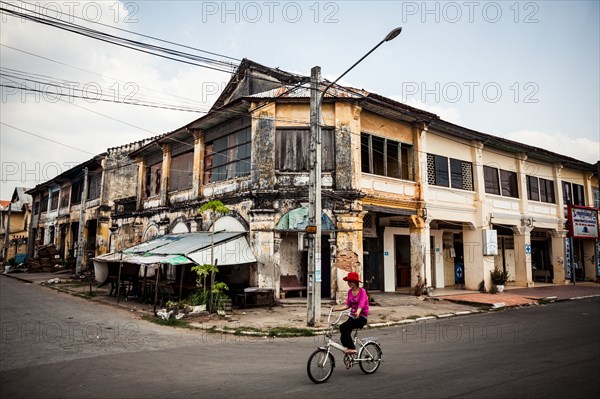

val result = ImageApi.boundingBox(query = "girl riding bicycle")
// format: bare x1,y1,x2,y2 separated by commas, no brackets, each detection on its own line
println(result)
332,271,369,354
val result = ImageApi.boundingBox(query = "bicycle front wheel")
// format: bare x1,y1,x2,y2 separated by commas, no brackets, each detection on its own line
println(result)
307,349,335,383
359,342,382,374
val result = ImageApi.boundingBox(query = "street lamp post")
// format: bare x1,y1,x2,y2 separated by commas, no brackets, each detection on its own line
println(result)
307,27,402,327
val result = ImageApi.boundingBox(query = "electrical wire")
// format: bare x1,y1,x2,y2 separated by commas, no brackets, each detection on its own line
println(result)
15,0,241,62
2,1,592,183
1,122,96,155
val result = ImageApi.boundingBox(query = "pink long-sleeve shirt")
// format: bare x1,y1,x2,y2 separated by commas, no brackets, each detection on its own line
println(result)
346,287,369,318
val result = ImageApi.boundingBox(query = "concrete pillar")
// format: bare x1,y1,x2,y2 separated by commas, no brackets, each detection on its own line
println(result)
409,215,430,291
583,239,596,281
512,225,534,287
136,158,146,211
333,211,365,304
192,130,204,199
516,153,529,214
160,144,171,207
333,102,362,190
553,163,565,218
413,122,428,195
250,103,276,190
463,227,496,291
249,211,276,288
431,230,444,288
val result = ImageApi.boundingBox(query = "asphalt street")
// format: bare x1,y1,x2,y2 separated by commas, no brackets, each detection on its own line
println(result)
1,276,599,399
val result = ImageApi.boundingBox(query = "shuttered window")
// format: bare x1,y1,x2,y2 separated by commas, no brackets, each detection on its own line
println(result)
361,132,413,180
428,154,473,190
275,128,334,172
169,151,194,192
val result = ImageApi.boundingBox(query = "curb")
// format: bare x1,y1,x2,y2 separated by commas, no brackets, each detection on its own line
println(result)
1,273,34,284
4,273,600,337
190,309,487,338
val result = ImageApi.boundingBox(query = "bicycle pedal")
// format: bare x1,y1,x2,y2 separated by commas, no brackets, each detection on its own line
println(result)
343,354,355,369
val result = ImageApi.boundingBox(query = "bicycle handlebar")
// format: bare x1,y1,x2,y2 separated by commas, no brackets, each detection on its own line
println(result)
327,308,351,325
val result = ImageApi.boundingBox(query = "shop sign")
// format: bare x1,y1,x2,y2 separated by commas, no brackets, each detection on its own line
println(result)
568,205,599,239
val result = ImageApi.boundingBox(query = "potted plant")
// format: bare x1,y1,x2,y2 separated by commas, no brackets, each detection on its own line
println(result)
490,268,509,293
414,276,427,296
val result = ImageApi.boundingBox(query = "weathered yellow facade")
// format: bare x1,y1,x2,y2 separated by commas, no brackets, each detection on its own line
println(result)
25,59,599,302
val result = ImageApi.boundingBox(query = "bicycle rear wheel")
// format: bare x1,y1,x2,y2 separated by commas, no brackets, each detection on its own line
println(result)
358,342,382,374
307,349,335,383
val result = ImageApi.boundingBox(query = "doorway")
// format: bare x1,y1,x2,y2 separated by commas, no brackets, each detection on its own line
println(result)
395,235,411,287
363,237,383,291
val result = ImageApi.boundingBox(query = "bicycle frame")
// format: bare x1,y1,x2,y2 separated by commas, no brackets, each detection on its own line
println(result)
318,310,379,365
307,309,383,383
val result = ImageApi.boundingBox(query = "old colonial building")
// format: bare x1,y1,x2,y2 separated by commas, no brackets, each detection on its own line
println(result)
0,187,32,264
104,59,444,302
24,59,599,300
422,120,599,291
27,139,156,269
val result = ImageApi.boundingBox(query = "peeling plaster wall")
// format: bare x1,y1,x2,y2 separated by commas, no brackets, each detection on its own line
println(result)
333,211,364,303
334,103,358,191
249,212,276,288
278,232,304,278
251,104,276,190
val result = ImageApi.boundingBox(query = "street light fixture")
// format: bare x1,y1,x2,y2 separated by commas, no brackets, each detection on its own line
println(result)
307,27,403,327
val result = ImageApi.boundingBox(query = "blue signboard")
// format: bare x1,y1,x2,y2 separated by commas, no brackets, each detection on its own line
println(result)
454,262,464,284
565,238,572,280
525,243,531,255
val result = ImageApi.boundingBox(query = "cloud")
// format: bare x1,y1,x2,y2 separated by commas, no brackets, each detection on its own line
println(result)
501,130,600,164
0,1,231,198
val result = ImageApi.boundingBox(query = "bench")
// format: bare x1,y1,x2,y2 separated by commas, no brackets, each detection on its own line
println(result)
533,269,551,283
243,287,274,309
280,274,307,298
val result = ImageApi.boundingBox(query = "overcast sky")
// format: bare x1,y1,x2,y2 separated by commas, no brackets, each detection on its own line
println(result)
1,0,599,199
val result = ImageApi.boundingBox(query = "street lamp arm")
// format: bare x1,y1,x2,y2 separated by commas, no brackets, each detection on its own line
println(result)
320,39,386,100
319,27,402,101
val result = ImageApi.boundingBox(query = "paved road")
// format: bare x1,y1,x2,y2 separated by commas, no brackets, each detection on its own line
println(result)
1,275,598,399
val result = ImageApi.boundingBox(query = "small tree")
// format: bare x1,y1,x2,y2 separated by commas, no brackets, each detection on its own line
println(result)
191,263,218,290
198,200,230,312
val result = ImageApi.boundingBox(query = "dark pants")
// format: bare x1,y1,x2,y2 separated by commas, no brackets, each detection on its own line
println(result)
340,316,367,350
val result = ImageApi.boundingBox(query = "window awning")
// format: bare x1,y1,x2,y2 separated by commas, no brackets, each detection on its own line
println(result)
275,207,335,231
93,231,256,266
187,235,256,266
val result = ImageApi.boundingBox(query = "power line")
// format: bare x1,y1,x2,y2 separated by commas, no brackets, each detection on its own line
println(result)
0,43,215,108
16,0,241,63
1,122,96,155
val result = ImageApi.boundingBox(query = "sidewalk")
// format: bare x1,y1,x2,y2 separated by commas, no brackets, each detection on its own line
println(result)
3,271,600,336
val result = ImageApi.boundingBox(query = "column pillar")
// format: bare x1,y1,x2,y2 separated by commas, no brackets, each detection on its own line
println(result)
192,130,204,199
516,153,529,214
160,144,171,207
463,226,496,290
136,158,146,211
409,214,431,292
248,211,276,288
512,225,534,287
333,210,365,304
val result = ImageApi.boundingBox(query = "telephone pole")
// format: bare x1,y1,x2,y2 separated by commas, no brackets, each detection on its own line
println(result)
75,167,88,276
306,27,403,327
307,66,322,327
